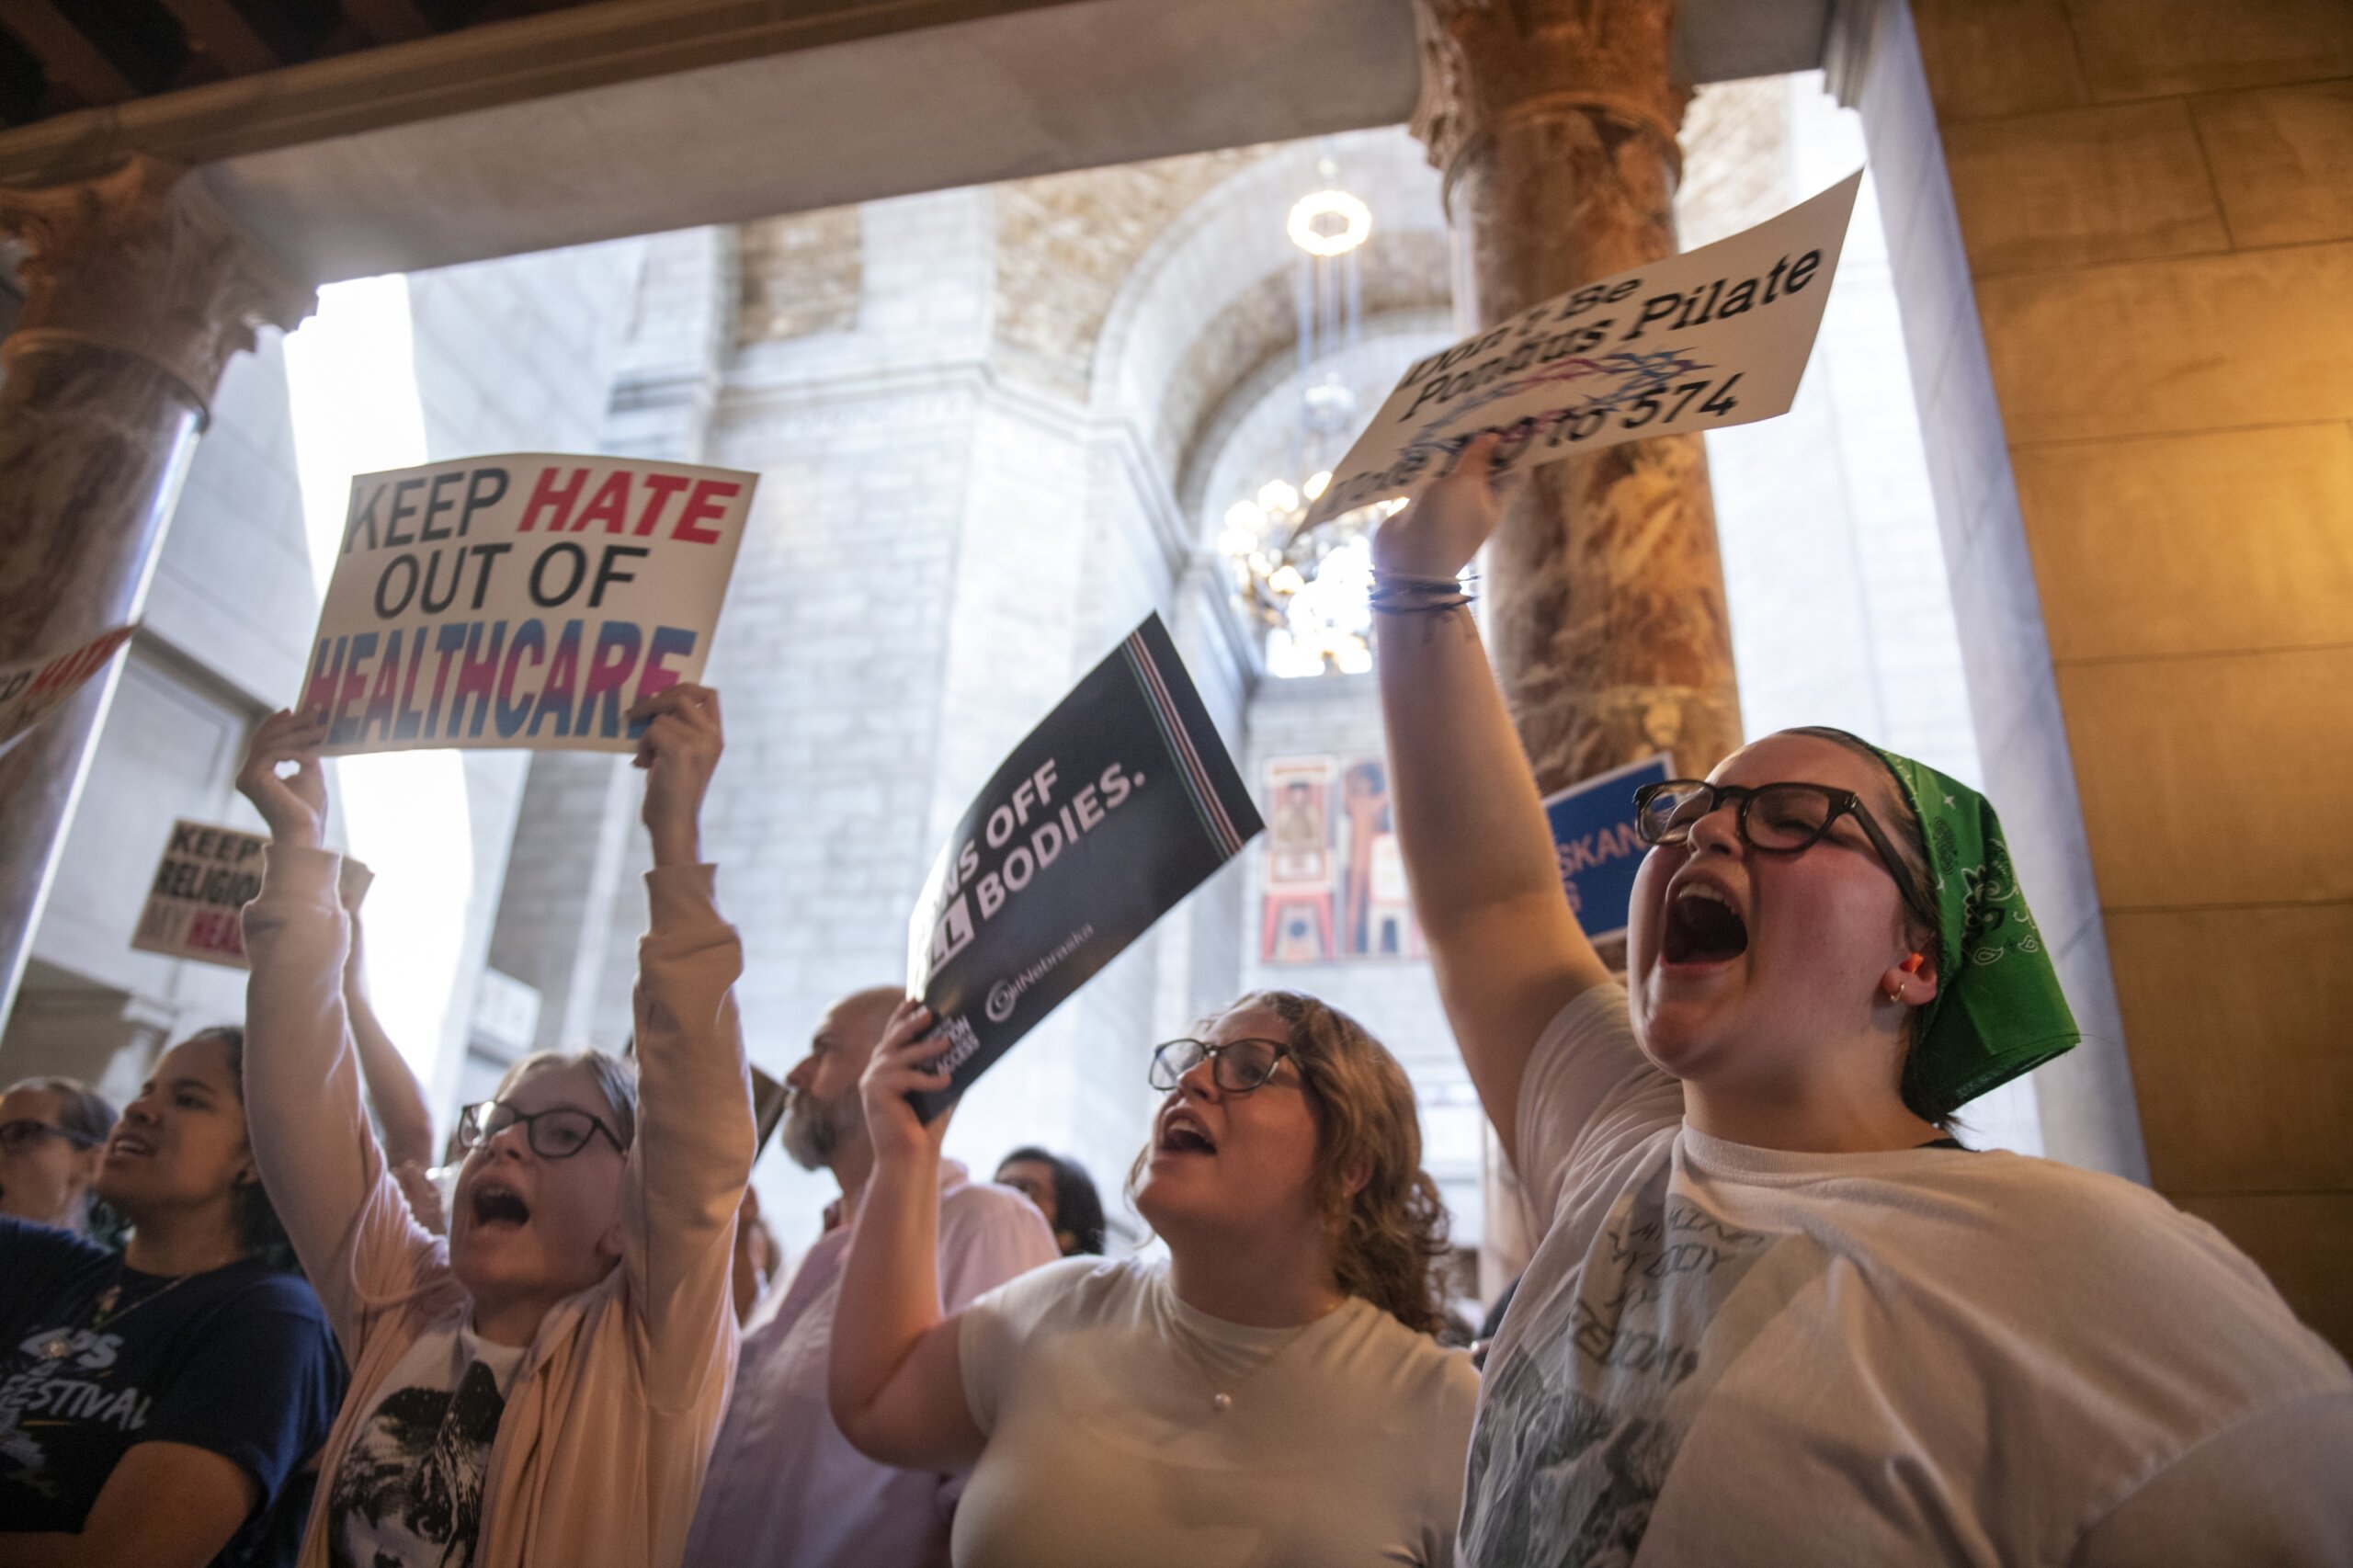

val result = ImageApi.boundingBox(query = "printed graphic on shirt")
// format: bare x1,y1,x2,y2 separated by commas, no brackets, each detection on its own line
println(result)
1461,1161,1803,1567
329,1358,507,1568
0,1326,152,1500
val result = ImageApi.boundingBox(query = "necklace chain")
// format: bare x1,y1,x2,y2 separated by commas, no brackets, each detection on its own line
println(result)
38,1268,189,1360
1169,1295,1333,1415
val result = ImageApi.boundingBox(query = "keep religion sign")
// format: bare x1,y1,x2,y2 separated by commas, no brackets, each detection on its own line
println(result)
1303,171,1863,528
132,819,267,968
300,455,756,756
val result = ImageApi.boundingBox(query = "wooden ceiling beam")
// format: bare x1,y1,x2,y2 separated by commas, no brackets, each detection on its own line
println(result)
0,0,139,105
157,0,279,78
338,0,435,46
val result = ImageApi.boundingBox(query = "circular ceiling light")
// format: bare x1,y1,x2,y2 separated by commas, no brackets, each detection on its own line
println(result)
1287,189,1372,257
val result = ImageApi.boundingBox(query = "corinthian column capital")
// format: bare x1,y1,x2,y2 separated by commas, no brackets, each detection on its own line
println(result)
1411,0,1692,186
0,155,314,418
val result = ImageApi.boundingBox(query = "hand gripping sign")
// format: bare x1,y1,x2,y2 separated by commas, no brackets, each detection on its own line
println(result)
299,455,756,755
904,614,1264,1119
1302,171,1863,529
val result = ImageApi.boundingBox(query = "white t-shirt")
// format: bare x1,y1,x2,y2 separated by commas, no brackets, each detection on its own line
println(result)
325,1321,528,1568
956,1255,1478,1568
1465,983,2353,1566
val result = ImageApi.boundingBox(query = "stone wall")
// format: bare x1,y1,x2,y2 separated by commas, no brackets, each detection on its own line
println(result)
993,147,1268,403
737,208,859,346
1890,0,2353,1351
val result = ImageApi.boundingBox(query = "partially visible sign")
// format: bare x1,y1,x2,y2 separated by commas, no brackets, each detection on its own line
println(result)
1303,171,1863,529
132,819,267,969
300,454,756,756
471,967,542,1055
904,614,1263,1119
0,625,137,757
749,1064,788,1160
1542,754,1674,943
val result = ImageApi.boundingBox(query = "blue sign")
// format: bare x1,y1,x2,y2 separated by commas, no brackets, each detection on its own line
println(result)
1541,754,1673,941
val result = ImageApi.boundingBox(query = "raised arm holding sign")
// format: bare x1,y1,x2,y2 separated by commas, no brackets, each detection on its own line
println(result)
901,613,1262,1119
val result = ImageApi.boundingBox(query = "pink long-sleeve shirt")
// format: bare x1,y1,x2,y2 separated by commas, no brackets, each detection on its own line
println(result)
683,1161,1059,1567
243,846,755,1568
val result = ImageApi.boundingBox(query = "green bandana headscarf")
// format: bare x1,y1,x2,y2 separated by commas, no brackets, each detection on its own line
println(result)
1825,732,2080,1112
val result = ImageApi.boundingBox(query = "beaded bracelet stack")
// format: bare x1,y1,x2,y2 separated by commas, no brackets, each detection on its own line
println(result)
1367,572,1474,615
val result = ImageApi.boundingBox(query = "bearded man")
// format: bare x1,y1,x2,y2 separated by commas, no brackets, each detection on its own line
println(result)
684,987,1058,1567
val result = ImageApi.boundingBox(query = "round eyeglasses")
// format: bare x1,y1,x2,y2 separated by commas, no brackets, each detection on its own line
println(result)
456,1099,625,1160
1147,1038,1298,1096
1631,778,1935,927
0,1119,101,1155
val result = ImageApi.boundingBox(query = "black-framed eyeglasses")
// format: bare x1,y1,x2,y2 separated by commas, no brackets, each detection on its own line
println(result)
1631,779,1936,926
456,1100,625,1160
0,1119,101,1154
1147,1038,1300,1096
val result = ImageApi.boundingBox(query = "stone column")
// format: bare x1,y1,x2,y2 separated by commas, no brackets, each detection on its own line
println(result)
1412,0,1741,790
0,157,313,1017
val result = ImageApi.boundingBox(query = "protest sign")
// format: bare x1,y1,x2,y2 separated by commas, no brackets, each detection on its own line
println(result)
1302,171,1863,528
0,625,136,758
300,455,756,756
1542,754,1673,943
132,819,268,968
904,614,1263,1119
750,1064,788,1160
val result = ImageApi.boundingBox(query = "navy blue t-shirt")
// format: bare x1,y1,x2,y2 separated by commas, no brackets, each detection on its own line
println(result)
0,1216,346,1564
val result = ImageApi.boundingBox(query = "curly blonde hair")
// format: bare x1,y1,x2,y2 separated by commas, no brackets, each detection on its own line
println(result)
1137,991,1450,1335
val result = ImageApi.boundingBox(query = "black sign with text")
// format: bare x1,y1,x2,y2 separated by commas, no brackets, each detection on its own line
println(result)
904,614,1262,1119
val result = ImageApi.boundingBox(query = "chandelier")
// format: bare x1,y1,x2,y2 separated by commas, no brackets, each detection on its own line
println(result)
1217,164,1400,677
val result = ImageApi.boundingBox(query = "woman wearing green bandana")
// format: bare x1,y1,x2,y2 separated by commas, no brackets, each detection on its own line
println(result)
1372,436,2353,1567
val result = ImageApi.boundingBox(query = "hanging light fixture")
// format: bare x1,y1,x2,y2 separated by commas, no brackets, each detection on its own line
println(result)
1217,154,1405,676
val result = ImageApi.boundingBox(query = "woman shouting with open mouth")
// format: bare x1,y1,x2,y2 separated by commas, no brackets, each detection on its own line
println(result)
1370,434,2352,1566
234,684,753,1568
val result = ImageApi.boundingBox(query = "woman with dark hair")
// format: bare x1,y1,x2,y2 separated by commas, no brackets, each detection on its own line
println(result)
0,1076,116,1236
832,991,1477,1566
235,685,753,1568
0,1028,345,1566
992,1146,1106,1256
1372,436,2353,1563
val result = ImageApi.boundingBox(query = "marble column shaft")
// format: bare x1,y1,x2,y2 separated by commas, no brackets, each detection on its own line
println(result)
1413,0,1742,791
0,157,313,1021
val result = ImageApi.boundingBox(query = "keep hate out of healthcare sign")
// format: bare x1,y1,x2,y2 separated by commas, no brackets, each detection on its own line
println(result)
300,455,755,755
1302,170,1862,528
904,615,1263,1119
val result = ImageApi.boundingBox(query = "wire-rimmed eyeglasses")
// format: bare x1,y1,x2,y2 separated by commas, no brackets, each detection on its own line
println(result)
1631,778,1935,927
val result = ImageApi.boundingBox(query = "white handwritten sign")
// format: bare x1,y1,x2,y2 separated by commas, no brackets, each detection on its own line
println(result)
300,455,756,756
0,625,136,758
1303,171,1863,528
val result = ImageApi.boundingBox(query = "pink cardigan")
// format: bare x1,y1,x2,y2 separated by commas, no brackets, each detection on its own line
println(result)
243,846,755,1568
